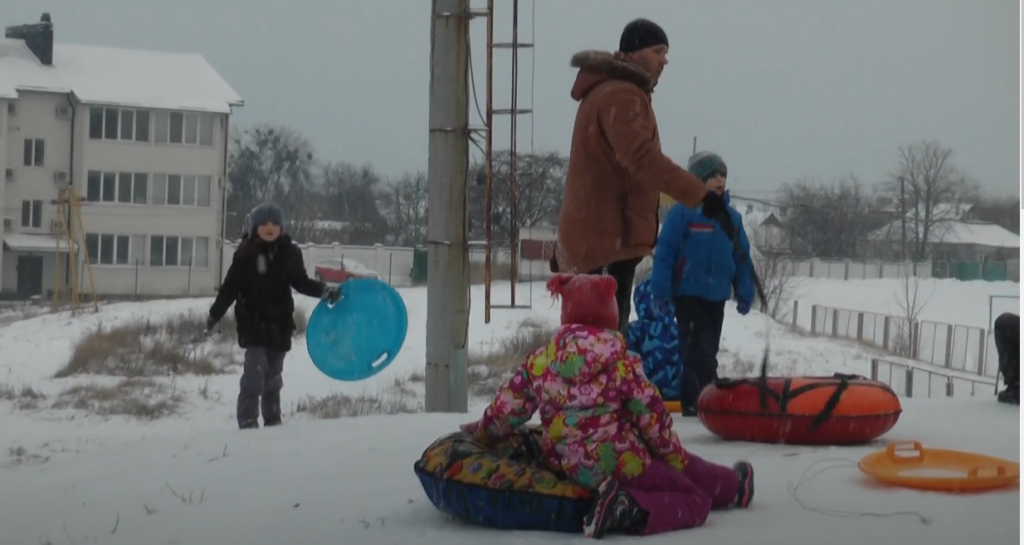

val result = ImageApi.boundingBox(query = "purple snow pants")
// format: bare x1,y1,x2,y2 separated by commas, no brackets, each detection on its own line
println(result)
621,454,738,536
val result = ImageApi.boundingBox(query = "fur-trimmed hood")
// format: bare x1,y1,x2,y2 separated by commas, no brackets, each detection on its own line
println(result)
570,50,654,101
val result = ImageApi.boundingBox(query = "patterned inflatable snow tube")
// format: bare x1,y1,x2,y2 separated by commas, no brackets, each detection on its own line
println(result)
413,427,593,533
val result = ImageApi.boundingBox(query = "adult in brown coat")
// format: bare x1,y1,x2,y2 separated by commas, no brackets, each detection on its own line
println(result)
554,18,724,334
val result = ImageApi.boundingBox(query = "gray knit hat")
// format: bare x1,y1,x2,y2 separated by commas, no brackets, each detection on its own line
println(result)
249,203,285,232
687,151,727,183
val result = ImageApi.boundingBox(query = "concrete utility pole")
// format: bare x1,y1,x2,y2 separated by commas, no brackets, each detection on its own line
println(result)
424,0,471,413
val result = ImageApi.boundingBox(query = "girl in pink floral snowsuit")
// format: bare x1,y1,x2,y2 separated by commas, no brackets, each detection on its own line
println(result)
462,274,754,539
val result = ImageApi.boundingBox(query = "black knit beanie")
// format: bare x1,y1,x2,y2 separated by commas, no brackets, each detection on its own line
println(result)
619,18,669,54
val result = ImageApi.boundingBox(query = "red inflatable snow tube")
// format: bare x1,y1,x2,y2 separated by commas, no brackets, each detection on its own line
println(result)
697,374,902,445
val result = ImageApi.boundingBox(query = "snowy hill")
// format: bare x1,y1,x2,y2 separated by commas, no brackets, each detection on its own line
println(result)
0,398,1016,545
0,278,1018,544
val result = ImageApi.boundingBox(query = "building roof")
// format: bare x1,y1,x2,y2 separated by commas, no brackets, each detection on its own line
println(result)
0,38,243,113
869,219,1020,249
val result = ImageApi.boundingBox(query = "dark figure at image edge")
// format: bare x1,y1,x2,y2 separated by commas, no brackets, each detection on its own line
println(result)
206,203,340,429
994,312,1019,405
650,151,754,418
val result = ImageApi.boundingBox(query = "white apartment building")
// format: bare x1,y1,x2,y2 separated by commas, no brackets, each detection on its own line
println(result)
0,13,243,300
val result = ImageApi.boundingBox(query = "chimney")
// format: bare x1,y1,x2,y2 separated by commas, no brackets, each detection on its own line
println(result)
5,13,54,66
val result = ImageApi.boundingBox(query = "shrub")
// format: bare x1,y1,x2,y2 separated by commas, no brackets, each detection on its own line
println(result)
467,317,557,395
50,378,185,420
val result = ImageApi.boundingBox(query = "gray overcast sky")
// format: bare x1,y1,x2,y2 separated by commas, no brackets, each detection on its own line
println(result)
6,0,1021,198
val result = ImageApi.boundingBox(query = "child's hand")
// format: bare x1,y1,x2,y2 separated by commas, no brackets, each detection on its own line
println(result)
205,316,218,336
322,284,342,305
737,301,751,316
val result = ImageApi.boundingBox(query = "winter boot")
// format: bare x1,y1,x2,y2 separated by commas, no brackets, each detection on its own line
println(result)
582,478,647,539
239,419,259,430
262,391,282,427
997,383,1019,405
733,461,754,508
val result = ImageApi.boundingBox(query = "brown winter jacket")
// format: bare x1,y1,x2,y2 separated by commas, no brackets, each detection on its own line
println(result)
554,50,707,274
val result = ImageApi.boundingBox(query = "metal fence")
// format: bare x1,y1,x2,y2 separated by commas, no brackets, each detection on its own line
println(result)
933,260,1021,283
804,303,995,378
870,358,996,399
751,258,1018,282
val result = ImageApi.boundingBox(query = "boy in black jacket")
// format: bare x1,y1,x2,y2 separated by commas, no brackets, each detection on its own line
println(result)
207,203,340,429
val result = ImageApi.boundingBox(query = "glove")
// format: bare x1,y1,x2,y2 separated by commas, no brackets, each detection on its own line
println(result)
652,298,673,315
737,301,751,316
701,191,736,241
323,284,342,305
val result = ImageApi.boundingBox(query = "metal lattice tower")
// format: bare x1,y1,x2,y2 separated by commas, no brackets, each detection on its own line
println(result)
478,0,535,324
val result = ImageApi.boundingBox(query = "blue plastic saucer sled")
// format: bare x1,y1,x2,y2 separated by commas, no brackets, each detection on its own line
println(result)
305,278,409,381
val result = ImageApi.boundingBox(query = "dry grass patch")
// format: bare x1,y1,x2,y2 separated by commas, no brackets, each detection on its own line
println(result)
295,377,421,418
55,309,306,379
0,383,47,410
58,316,227,378
467,317,558,396
51,378,185,420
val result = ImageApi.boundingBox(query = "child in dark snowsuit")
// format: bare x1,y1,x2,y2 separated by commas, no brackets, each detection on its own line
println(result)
649,152,755,416
462,274,754,539
207,203,340,429
626,276,684,401
994,312,1019,405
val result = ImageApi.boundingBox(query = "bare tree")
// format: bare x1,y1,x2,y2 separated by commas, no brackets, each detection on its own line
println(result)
226,124,318,237
888,268,935,357
381,171,429,246
468,150,567,242
778,176,878,258
752,254,801,322
318,162,390,244
284,219,331,245
886,140,979,260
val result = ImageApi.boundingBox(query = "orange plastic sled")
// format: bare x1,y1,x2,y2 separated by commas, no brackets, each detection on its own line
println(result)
665,401,682,413
858,441,1020,492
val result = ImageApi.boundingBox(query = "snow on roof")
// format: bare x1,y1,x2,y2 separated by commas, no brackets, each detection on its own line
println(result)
869,220,1020,248
0,38,243,113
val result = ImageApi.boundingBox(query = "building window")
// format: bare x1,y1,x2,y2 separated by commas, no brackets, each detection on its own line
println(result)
151,174,212,207
86,171,149,204
89,107,151,142
20,200,43,228
85,233,147,266
153,111,214,146
22,139,44,167
149,235,210,268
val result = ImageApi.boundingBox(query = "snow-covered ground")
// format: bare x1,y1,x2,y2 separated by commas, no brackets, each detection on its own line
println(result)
0,278,1018,544
1,397,1017,545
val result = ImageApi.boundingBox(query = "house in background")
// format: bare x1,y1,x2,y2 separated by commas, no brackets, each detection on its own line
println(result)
865,217,1019,262
962,202,1019,235
0,13,242,300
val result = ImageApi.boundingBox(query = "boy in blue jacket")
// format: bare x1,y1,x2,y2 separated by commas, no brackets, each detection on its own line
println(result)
649,152,755,416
